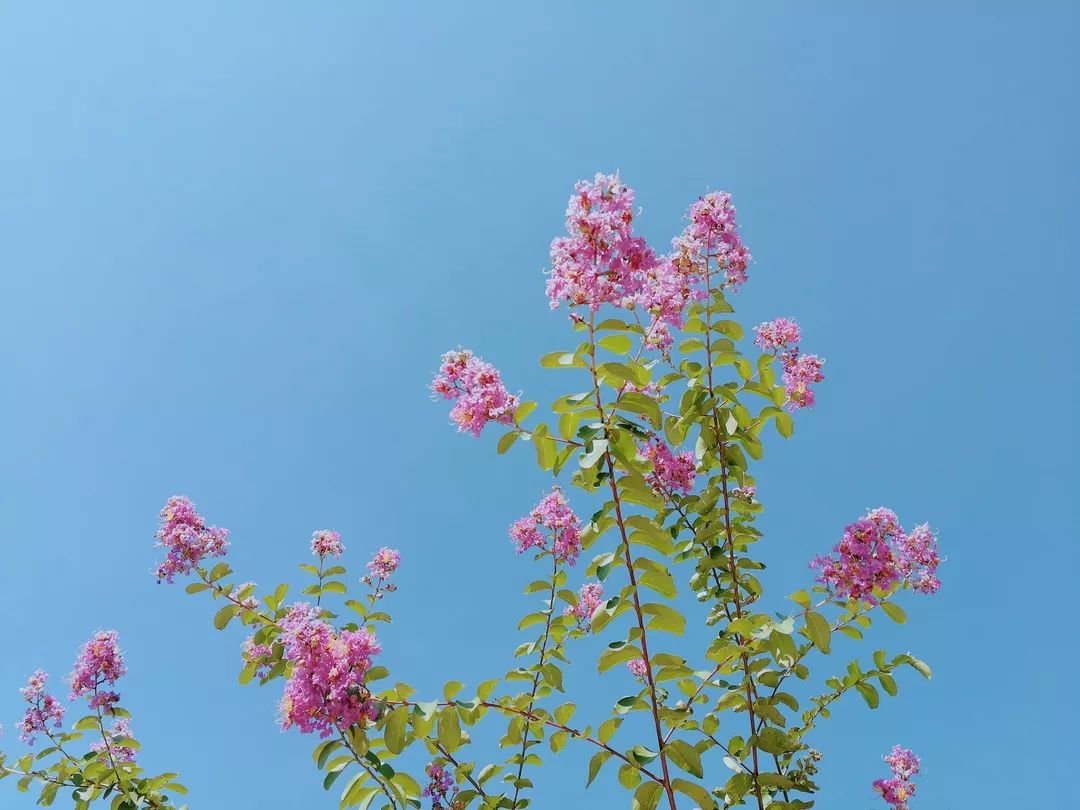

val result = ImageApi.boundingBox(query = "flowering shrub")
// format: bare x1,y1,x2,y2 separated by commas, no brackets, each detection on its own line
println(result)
1,173,939,809
0,631,186,808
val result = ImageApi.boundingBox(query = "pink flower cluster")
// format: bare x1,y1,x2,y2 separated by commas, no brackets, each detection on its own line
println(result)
277,603,381,737
546,173,657,311
422,763,459,809
641,439,696,496
627,658,648,678
509,486,583,565
810,508,941,602
91,717,136,764
431,350,519,437
754,318,826,410
873,745,920,809
564,582,604,625
367,547,401,580
672,191,751,289
17,670,65,745
242,636,274,679
68,630,126,710
155,496,229,583
311,530,344,559
546,177,751,347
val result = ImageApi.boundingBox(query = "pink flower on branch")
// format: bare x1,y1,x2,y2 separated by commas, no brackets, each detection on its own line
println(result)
546,173,658,312
811,509,942,602
509,486,583,565
873,745,921,809
432,350,520,437
17,670,65,745
155,496,229,583
564,582,604,626
641,438,696,496
367,547,401,580
310,530,344,559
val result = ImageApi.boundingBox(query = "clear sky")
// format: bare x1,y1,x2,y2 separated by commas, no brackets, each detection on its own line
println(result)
1,3,1077,808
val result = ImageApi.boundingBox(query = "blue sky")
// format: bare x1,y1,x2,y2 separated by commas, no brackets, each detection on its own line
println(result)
1,3,1076,808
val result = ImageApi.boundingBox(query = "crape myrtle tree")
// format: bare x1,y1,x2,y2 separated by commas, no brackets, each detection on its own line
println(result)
1,174,941,810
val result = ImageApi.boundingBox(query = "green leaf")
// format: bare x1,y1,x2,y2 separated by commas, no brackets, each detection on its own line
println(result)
774,411,794,439
642,603,686,636
881,602,907,624
497,430,519,454
665,739,703,778
804,611,831,654
756,727,799,755
213,605,237,631
599,334,633,355
384,707,407,754
673,778,717,809
437,708,461,751
586,750,611,787
856,682,880,709
632,781,664,810
514,401,538,424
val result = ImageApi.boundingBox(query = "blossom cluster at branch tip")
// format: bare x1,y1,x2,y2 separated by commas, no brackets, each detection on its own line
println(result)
546,173,657,311
17,670,64,745
509,486,583,565
641,438,696,496
367,547,401,580
431,350,520,438
422,763,460,809
91,717,136,763
155,495,229,583
277,603,381,737
564,582,604,626
69,630,126,710
755,317,826,410
311,530,344,559
873,745,921,809
546,176,751,345
627,658,648,678
810,508,942,602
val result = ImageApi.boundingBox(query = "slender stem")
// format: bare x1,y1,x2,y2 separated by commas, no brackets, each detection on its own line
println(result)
586,313,678,810
702,260,766,810
385,698,664,784
337,725,398,809
510,554,560,808
91,682,139,806
434,741,487,797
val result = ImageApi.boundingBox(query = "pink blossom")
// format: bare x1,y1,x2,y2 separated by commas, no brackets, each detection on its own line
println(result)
431,350,520,437
311,530,344,559
242,636,274,679
367,547,401,580
154,496,229,583
509,486,583,565
641,439,696,495
627,658,648,678
422,762,459,809
754,318,801,353
91,718,136,763
782,353,825,410
277,604,381,737
17,670,65,745
565,582,604,625
69,631,126,704
229,582,259,611
873,746,920,809
670,191,751,290
811,510,942,602
546,173,658,312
